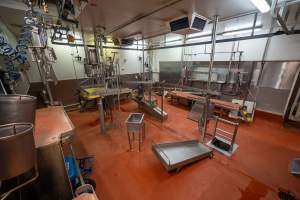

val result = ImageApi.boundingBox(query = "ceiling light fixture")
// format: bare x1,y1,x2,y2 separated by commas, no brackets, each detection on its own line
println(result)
225,22,262,32
187,31,211,38
186,36,211,42
165,40,182,45
222,28,262,36
249,0,271,13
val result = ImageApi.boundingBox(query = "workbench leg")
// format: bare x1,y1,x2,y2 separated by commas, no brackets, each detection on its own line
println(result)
97,98,106,134
138,129,141,152
132,132,135,141
143,123,145,141
127,131,132,151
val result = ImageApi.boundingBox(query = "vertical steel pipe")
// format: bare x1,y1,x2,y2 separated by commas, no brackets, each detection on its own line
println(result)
207,15,219,91
161,87,164,123
251,13,258,36
202,15,218,143
256,18,276,89
142,35,145,80
81,29,90,64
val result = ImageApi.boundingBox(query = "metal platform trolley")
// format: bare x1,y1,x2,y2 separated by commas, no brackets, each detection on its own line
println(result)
152,98,214,172
152,140,213,172
126,113,145,152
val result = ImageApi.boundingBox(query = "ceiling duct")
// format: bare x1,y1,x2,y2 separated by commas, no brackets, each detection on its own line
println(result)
121,38,135,46
112,38,120,46
112,38,135,46
169,12,207,35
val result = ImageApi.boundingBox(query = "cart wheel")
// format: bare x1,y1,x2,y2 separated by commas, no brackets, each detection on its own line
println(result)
79,107,84,112
176,167,181,173
84,178,96,190
76,178,96,190
209,152,214,159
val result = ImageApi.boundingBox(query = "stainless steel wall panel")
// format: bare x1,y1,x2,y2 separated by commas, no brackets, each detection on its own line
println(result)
159,61,182,83
259,62,300,89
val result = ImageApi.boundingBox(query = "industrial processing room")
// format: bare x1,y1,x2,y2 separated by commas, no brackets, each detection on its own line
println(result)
0,0,300,200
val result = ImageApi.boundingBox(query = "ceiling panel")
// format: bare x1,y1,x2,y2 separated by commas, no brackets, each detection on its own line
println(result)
1,0,299,42
79,0,258,38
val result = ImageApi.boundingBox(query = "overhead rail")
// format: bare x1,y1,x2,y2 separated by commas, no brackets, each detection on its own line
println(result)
50,28,300,51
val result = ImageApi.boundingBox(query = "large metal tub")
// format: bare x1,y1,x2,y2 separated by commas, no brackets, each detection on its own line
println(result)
0,94,37,125
0,123,36,181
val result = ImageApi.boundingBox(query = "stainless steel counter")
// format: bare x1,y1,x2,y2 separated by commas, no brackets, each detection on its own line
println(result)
33,106,75,200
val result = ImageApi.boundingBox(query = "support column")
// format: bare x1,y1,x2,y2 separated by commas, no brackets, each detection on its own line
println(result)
142,35,145,80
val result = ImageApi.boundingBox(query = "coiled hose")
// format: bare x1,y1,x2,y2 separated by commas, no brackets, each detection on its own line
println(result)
0,11,37,82
15,27,32,64
4,57,20,81
0,34,21,81
0,34,16,56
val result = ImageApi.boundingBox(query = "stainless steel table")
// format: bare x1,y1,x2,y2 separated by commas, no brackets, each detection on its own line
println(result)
33,106,75,200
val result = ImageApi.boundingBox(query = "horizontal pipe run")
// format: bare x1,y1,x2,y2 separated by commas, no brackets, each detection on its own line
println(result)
147,29,300,50
50,29,300,51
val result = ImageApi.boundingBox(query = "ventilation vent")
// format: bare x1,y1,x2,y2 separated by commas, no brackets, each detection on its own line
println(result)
112,38,120,46
121,38,134,46
169,12,207,35
170,17,189,32
191,15,206,30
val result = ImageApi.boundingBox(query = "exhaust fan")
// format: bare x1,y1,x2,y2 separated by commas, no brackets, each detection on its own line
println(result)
112,38,135,46
169,12,207,35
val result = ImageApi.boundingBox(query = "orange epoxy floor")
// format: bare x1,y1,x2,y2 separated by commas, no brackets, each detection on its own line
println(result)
68,99,300,200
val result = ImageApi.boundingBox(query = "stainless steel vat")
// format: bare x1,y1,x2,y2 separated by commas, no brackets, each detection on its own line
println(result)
0,123,36,181
0,94,37,125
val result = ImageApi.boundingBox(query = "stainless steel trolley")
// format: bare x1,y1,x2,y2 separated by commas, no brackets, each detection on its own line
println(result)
152,140,213,172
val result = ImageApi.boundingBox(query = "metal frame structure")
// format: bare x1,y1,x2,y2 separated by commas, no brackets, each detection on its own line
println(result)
211,117,239,152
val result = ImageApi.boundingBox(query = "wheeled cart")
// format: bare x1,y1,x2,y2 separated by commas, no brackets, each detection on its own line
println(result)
152,140,213,172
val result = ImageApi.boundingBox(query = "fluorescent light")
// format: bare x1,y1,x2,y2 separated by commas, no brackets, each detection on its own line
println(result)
186,36,211,42
222,28,261,36
187,31,211,38
165,40,182,45
225,22,262,32
249,0,270,13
